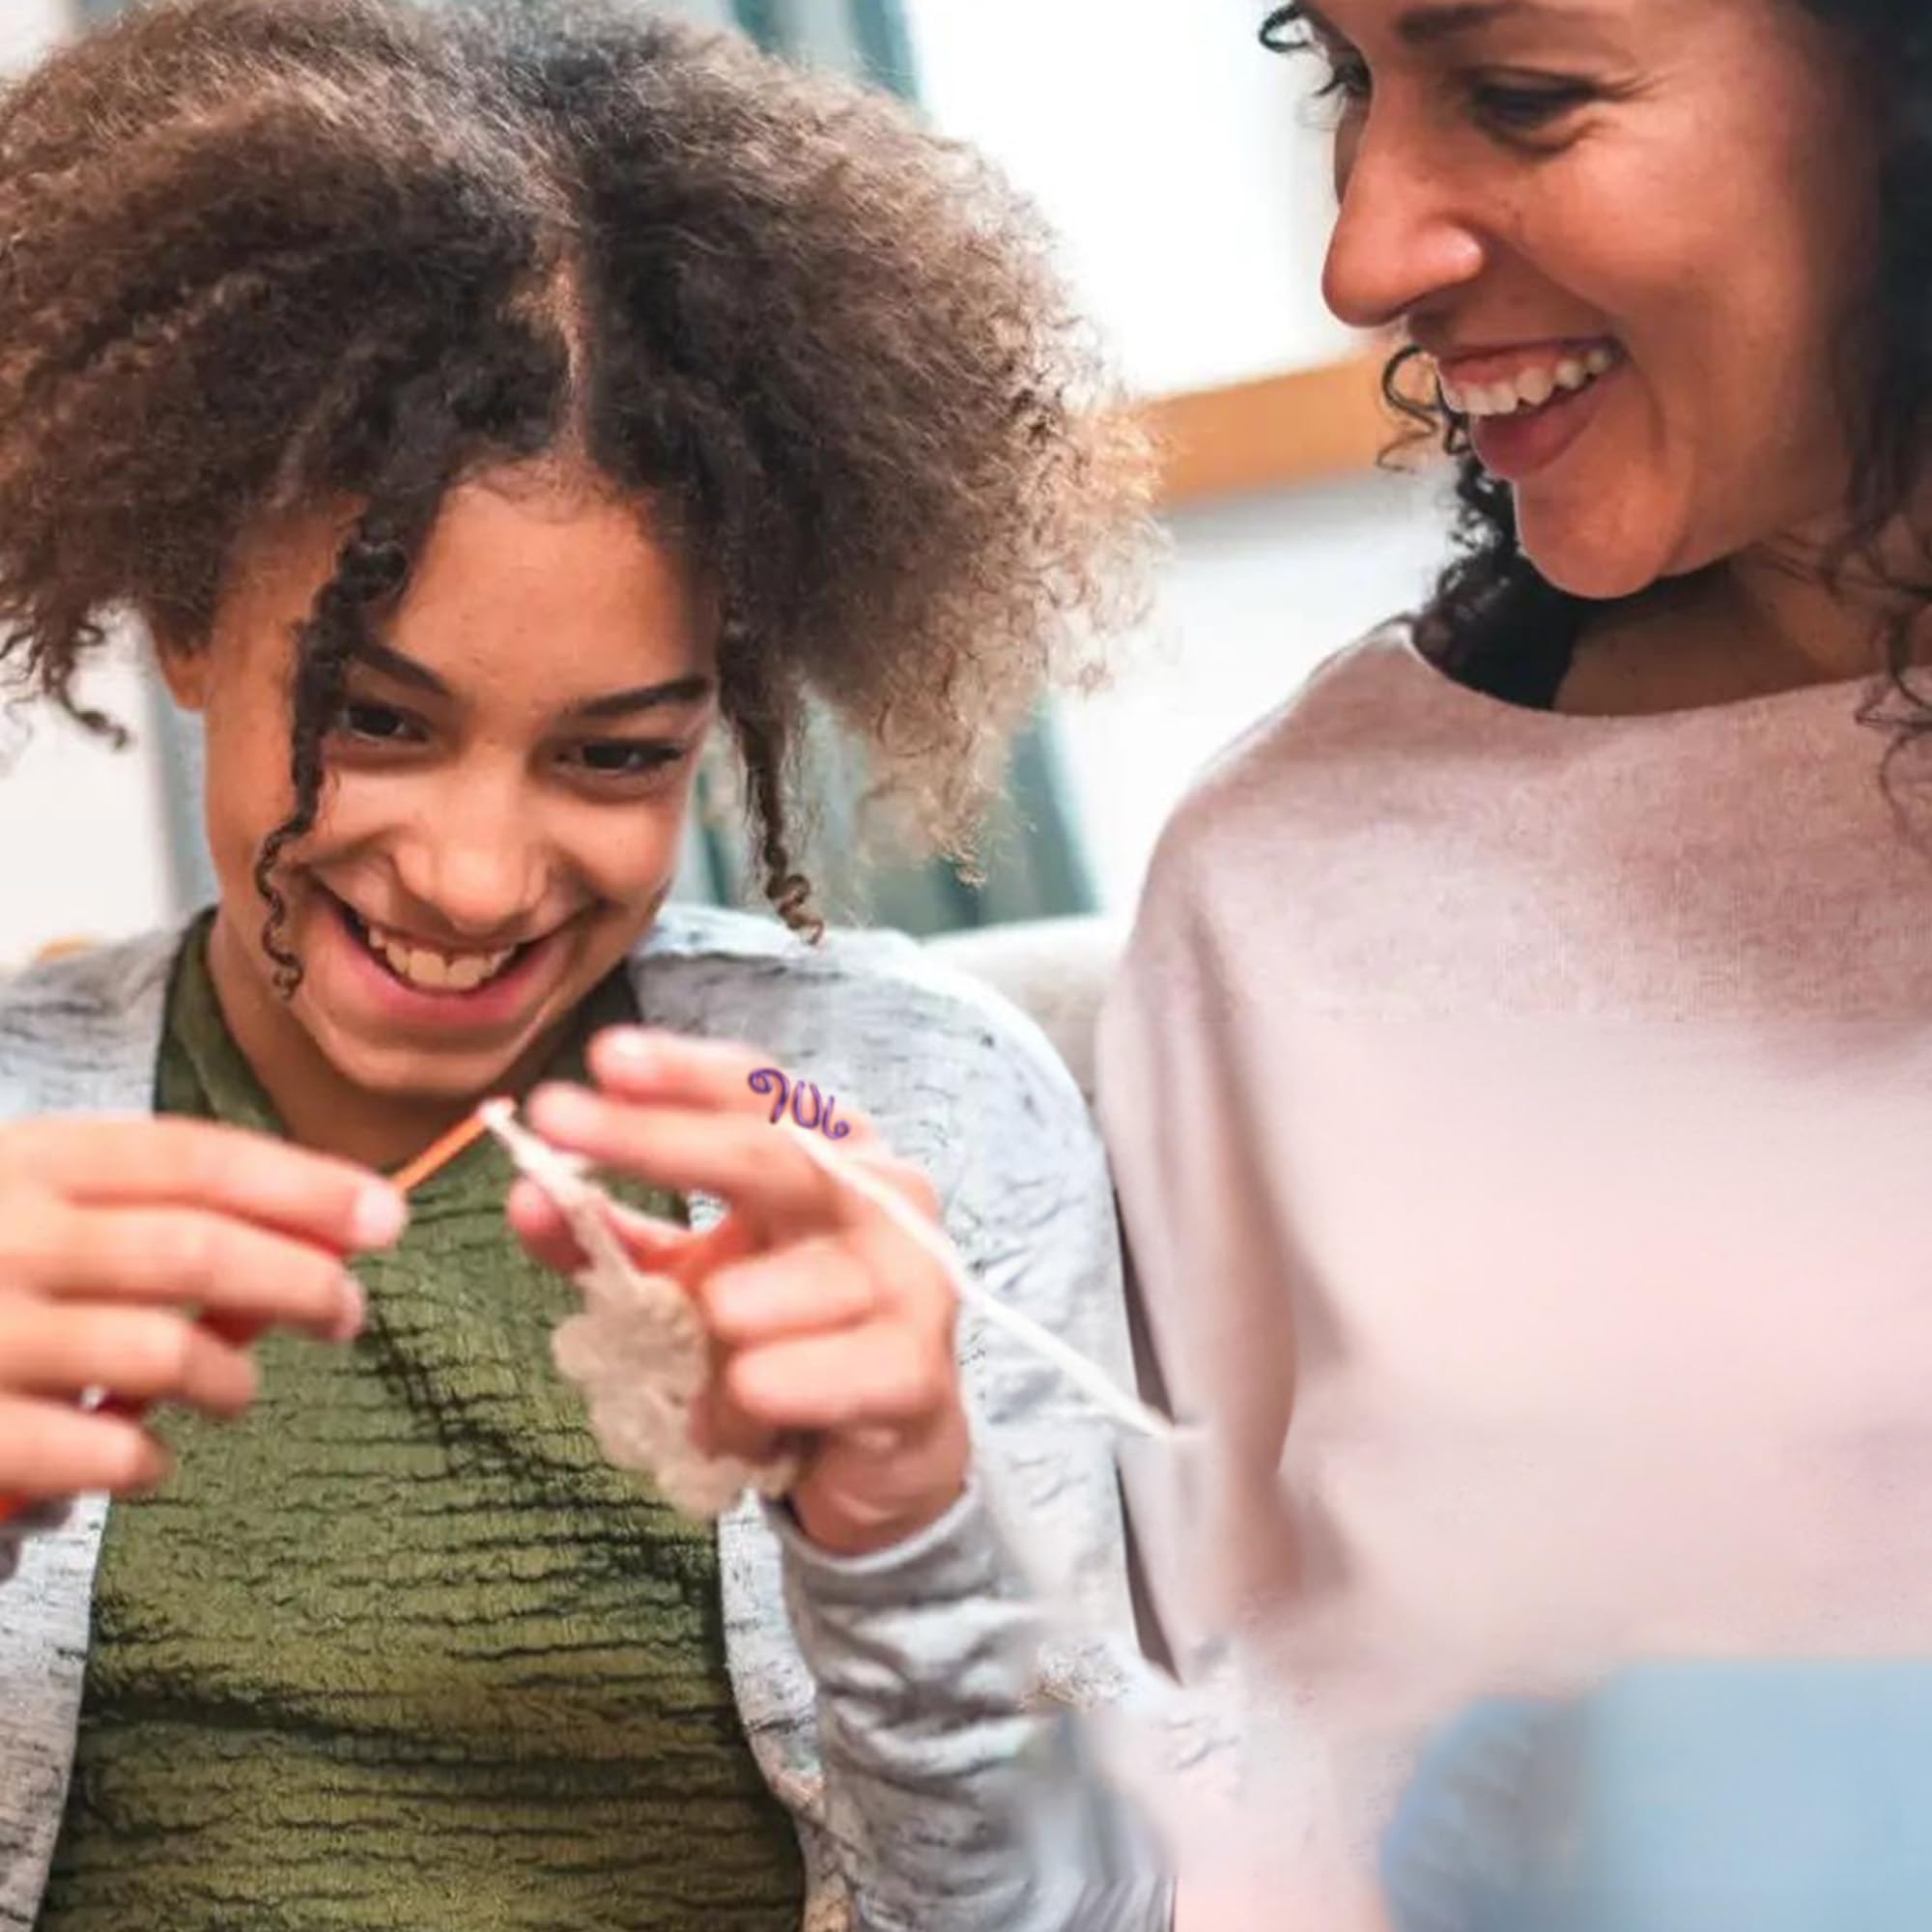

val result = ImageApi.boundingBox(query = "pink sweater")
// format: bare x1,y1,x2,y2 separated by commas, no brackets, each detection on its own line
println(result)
1096,625,1932,1918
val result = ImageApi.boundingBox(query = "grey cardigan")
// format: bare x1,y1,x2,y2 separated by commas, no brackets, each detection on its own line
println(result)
0,906,1172,1932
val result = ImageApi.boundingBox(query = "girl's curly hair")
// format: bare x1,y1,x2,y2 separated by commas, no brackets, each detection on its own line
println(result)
0,0,1155,977
1262,0,1932,711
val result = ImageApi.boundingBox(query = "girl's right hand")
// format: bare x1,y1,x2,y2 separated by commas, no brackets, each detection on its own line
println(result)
0,1117,407,1502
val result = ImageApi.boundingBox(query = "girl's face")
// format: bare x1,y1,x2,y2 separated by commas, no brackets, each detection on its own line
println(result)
1303,0,1881,597
162,465,717,1111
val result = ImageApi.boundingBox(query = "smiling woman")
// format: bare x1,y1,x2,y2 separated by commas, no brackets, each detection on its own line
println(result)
1099,1,1932,1926
0,4,1167,1929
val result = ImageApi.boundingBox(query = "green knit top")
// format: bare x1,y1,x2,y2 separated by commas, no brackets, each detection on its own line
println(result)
39,922,806,1931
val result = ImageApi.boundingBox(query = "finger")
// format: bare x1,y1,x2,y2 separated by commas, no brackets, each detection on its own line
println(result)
688,1380,787,1464
0,1118,407,1255
698,1237,878,1347
0,1396,171,1500
585,1030,879,1149
0,1197,364,1341
724,1321,954,1433
505,1179,749,1284
0,1300,258,1415
526,1086,849,1233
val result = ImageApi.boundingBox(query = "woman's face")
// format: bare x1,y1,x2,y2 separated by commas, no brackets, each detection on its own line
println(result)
162,464,716,1110
1304,0,1881,597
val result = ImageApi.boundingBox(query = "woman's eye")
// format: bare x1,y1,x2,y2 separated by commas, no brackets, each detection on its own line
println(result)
337,701,419,745
1468,77,1597,135
568,741,685,780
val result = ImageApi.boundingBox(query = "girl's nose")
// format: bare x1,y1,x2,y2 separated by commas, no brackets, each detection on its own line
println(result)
390,790,546,943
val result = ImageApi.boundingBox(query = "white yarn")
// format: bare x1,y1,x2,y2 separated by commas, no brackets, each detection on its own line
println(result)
480,1099,800,1520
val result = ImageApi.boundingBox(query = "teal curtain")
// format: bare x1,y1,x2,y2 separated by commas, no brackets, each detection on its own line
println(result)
697,0,1099,933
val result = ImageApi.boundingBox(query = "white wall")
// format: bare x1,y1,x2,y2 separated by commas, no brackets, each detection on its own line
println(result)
0,0,70,75
903,0,1357,396
1060,471,1451,912
0,0,179,965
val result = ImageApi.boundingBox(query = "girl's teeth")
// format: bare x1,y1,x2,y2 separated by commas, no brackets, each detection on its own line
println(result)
406,949,451,991
1553,357,1589,392
361,922,514,993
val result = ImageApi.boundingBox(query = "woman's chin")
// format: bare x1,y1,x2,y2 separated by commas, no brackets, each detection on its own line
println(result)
1518,519,1676,605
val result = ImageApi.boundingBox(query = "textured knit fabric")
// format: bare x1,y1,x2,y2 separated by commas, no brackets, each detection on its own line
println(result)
1097,625,1932,1925
0,904,1175,1932
38,923,804,1931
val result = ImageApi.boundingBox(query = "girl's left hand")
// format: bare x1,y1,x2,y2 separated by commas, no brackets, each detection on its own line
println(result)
508,1028,970,1558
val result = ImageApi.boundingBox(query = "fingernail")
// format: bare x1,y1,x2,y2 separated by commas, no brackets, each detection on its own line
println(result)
331,1274,367,1344
351,1185,409,1251
528,1085,595,1135
600,1030,658,1073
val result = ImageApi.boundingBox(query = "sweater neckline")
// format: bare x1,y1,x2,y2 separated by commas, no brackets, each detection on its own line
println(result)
1390,626,1888,737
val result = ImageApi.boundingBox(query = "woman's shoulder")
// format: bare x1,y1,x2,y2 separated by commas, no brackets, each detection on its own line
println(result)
1175,618,1429,820
0,928,182,1118
1134,617,1466,908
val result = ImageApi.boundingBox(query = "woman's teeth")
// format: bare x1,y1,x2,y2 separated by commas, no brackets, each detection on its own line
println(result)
363,923,517,994
1439,345,1619,420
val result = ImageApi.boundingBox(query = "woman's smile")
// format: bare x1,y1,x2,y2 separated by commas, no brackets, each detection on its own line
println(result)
1430,335,1627,483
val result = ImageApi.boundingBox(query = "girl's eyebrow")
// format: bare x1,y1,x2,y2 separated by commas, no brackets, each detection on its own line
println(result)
351,639,715,719
569,674,715,722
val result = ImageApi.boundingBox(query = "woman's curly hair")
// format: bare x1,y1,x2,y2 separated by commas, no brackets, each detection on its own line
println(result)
1263,0,1932,710
0,0,1155,976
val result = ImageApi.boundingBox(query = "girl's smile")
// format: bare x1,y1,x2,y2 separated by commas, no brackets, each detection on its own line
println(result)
317,883,581,1037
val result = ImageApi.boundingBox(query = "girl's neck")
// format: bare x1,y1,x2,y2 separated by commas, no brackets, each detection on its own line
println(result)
203,910,557,1174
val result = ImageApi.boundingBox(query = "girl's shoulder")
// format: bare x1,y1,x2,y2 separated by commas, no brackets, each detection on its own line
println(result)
627,903,1096,1153
0,927,182,1120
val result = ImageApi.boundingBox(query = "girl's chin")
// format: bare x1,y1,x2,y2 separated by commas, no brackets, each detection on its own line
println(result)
296,1010,545,1103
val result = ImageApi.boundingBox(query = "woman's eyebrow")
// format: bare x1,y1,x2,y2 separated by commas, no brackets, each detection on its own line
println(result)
350,639,714,719
1397,1,1524,44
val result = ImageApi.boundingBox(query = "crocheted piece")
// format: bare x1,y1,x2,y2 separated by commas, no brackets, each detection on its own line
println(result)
480,1101,800,1520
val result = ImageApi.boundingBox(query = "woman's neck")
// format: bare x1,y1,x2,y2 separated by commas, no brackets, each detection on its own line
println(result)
1560,526,1927,718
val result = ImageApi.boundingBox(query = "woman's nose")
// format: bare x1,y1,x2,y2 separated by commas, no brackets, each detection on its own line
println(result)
1321,118,1487,331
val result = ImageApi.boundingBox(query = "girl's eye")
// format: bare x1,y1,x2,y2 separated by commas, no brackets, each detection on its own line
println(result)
1469,77,1598,135
337,701,420,745
567,741,687,781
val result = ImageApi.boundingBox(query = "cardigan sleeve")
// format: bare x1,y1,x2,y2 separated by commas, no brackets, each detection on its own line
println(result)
768,958,1176,1932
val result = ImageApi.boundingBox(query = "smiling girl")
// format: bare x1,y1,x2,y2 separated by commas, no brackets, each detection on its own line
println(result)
1100,0,1932,1923
0,3,1165,1928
